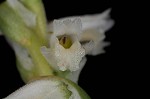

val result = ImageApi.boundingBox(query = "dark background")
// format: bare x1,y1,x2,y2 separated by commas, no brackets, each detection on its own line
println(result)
0,0,125,98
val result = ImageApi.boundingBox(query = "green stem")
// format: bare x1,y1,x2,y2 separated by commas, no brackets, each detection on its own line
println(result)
0,2,55,82
28,35,54,76
16,34,54,83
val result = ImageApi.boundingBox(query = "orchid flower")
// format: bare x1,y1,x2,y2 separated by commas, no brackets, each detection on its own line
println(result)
0,0,114,98
41,9,114,82
41,18,85,72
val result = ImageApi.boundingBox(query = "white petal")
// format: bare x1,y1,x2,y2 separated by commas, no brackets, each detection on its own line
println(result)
41,37,85,72
82,40,95,54
55,40,85,71
89,41,110,55
7,0,36,27
10,41,34,70
79,9,114,55
81,9,114,32
45,18,86,72
40,46,59,70
80,29,106,55
66,57,87,83
53,18,82,37
47,9,114,56
49,9,114,33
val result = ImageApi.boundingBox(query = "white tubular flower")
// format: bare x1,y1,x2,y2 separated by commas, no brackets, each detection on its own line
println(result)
42,9,114,73
41,18,85,72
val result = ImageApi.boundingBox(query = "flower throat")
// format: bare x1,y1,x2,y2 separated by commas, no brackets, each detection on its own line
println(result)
58,35,72,49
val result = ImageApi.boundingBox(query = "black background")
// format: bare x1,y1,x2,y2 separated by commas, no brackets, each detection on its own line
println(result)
0,0,126,98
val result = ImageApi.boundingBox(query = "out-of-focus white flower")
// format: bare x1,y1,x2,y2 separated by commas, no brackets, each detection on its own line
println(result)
4,77,90,99
10,41,34,71
42,9,114,73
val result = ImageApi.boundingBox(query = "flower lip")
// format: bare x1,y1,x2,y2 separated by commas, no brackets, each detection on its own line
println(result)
42,18,85,72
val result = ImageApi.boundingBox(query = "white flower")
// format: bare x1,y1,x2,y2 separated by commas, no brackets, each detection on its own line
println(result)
42,9,114,73
10,41,34,71
4,77,88,99
41,18,85,72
